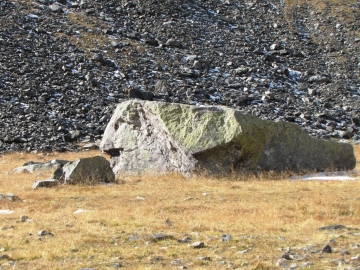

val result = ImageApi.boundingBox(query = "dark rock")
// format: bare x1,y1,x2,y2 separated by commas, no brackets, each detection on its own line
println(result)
321,244,332,253
317,224,346,231
351,117,360,126
145,39,159,46
151,233,173,241
53,156,115,185
93,54,104,62
128,88,154,101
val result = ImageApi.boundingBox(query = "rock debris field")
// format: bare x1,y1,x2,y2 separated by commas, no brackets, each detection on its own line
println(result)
0,0,359,152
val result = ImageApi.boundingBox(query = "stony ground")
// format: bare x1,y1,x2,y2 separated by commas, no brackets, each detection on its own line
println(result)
0,0,359,152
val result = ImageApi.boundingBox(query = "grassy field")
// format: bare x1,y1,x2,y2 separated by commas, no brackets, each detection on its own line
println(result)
0,146,360,269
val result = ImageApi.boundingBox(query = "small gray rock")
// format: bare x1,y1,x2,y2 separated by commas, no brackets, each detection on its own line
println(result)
0,254,11,260
165,39,182,47
178,236,192,243
49,4,63,13
20,215,28,222
317,224,346,231
220,234,233,242
152,233,173,241
191,241,204,248
38,230,54,236
0,193,21,201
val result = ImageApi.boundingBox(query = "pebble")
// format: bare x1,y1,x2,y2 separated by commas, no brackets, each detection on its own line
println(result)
220,234,233,242
38,230,54,237
191,241,205,248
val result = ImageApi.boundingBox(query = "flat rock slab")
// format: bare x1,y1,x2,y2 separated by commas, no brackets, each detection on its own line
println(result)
13,159,70,174
32,179,59,189
0,210,14,215
291,171,358,181
0,193,22,201
100,100,356,176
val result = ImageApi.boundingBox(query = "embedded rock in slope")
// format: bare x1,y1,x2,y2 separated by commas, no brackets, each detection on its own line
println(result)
100,100,356,176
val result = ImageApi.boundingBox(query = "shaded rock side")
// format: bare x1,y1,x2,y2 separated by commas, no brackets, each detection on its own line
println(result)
100,100,356,176
52,156,115,185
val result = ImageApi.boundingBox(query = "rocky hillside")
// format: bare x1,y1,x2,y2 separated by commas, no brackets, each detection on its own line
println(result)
0,0,359,152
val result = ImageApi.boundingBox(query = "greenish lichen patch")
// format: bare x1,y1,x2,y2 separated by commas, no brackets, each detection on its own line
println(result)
148,102,242,153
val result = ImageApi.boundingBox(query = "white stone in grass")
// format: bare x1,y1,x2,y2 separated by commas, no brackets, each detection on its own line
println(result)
191,241,204,248
74,209,88,214
276,258,288,267
0,210,14,214
136,196,145,201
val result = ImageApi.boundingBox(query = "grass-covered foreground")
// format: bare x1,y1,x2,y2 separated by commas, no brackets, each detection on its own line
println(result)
0,146,360,269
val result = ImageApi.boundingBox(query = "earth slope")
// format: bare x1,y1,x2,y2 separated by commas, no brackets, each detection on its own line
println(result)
0,0,359,151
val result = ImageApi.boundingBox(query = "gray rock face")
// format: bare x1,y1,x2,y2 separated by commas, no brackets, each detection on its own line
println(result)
101,100,356,176
52,156,115,185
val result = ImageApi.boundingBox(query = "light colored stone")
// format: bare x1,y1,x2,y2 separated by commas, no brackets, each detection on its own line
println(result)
0,193,21,201
101,100,356,176
0,210,14,215
191,241,205,248
32,179,59,189
13,163,60,173
165,39,182,47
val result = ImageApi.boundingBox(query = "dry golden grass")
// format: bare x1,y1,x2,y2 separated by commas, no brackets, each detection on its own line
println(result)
285,0,359,24
0,146,360,269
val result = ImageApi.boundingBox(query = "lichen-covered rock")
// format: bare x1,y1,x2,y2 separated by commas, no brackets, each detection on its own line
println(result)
100,100,356,176
52,156,115,185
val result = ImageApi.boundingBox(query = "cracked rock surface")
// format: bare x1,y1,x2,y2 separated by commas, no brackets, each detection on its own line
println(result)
0,0,359,152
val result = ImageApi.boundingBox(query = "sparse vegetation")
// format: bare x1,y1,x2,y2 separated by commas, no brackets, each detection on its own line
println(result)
285,0,359,24
0,147,359,269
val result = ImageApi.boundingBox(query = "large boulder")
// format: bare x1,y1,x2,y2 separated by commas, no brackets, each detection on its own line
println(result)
100,100,356,176
52,156,115,185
